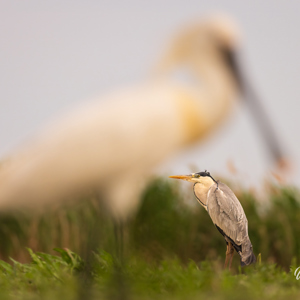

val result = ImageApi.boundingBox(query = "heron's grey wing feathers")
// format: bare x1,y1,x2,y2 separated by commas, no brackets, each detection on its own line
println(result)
207,182,248,246
207,181,256,266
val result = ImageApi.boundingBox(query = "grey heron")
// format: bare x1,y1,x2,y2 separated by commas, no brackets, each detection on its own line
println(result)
169,170,256,269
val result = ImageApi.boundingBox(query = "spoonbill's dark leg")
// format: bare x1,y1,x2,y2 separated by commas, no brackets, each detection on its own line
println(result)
111,220,128,300
113,220,124,264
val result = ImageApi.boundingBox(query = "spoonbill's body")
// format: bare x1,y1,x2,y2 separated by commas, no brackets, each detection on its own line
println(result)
0,16,283,220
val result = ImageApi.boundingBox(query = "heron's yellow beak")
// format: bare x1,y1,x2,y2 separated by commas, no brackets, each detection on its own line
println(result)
169,174,193,181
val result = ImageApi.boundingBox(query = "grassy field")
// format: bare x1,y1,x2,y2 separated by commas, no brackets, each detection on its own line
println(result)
0,248,299,300
0,178,299,299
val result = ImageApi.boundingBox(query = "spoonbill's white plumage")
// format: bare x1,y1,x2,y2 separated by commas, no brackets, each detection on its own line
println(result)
0,15,284,220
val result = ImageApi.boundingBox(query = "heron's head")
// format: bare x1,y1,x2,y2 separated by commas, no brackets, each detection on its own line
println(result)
169,170,217,187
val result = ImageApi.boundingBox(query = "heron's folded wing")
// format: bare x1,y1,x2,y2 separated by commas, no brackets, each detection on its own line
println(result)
207,182,247,246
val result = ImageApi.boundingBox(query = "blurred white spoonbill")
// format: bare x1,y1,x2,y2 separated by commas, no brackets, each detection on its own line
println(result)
0,15,285,221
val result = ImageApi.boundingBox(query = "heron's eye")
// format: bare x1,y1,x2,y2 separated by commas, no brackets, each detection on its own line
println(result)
194,174,200,178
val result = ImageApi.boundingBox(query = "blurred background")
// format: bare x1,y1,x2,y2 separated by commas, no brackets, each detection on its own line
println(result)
1,1,300,187
0,0,300,278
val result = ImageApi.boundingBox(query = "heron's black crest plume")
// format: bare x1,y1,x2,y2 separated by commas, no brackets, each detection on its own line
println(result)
195,170,217,183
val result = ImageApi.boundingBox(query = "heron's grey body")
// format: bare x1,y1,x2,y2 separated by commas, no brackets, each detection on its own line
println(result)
198,181,255,266
170,171,256,267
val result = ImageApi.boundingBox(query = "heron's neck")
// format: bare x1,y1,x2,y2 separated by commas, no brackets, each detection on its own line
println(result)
193,183,209,209
193,176,216,209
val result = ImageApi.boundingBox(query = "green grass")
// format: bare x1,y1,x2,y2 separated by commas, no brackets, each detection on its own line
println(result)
0,178,300,299
0,248,299,300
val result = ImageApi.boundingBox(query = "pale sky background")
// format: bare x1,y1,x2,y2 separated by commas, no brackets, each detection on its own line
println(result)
1,1,300,189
